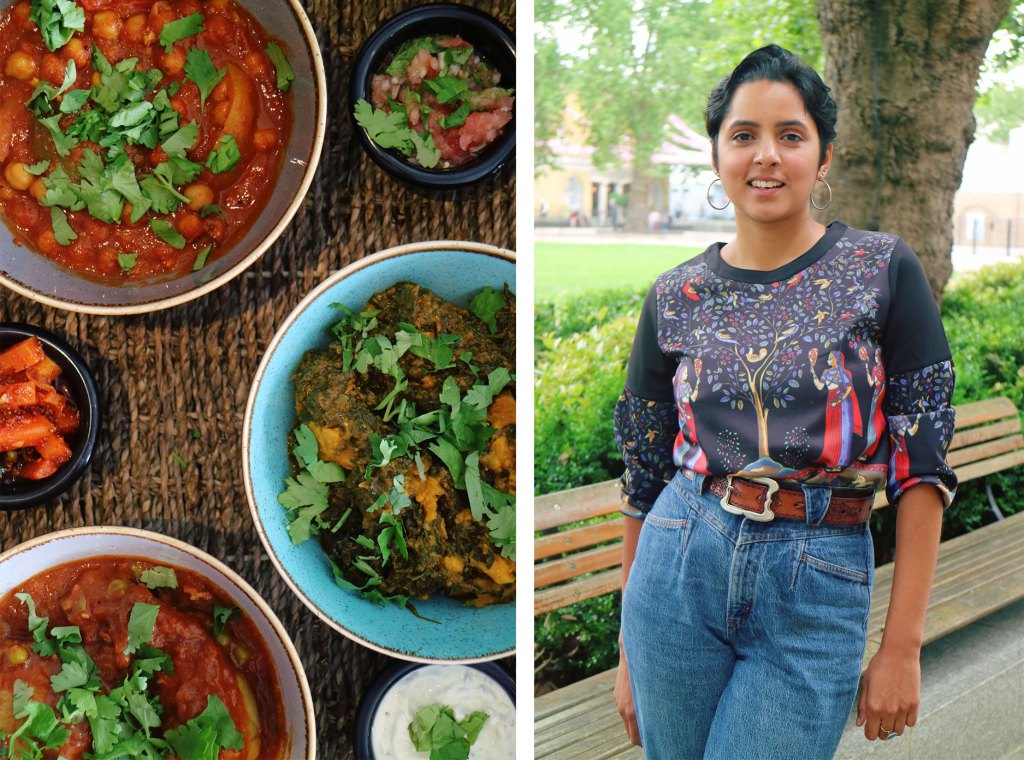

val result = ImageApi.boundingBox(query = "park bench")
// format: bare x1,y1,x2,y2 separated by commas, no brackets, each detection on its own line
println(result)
534,396,1024,760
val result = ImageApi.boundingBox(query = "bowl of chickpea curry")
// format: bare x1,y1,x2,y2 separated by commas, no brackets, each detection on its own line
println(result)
0,0,325,314
0,526,316,758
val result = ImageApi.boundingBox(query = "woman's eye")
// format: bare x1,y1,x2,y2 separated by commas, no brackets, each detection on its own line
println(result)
732,133,753,142
782,133,803,142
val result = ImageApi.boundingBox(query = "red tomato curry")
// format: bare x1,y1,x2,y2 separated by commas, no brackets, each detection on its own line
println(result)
0,0,294,282
0,557,288,758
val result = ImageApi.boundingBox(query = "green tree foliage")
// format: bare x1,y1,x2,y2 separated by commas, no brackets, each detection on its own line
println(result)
975,78,1024,143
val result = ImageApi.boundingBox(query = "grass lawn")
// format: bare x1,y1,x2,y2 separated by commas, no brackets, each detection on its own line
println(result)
536,241,702,301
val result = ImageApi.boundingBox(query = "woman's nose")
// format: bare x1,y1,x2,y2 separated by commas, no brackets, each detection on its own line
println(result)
755,141,779,165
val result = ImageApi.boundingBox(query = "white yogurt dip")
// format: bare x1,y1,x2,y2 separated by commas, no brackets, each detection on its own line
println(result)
370,665,515,760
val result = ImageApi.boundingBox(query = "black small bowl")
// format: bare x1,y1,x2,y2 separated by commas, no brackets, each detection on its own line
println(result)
354,661,515,759
349,4,515,189
0,324,100,510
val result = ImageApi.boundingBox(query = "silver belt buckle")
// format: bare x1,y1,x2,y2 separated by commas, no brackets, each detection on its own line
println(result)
720,475,779,522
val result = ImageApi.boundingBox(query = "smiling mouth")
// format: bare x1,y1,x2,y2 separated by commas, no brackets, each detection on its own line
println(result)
749,180,784,189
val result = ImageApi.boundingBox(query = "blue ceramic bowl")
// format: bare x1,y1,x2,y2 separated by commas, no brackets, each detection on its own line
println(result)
243,243,515,662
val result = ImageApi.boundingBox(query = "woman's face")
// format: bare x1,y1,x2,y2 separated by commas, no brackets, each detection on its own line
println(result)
714,79,832,225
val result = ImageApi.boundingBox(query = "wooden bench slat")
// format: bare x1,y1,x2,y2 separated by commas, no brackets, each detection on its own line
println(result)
536,668,618,718
535,569,622,615
535,481,622,531
536,517,624,560
947,434,1024,468
535,544,621,589
952,397,1019,428
538,719,644,760
951,448,1024,483
949,417,1022,451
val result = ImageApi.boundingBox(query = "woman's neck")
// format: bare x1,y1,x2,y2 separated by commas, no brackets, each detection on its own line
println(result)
721,213,827,272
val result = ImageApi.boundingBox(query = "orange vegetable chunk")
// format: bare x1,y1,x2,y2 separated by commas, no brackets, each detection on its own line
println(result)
0,381,37,408
0,337,45,375
0,411,54,451
33,433,72,465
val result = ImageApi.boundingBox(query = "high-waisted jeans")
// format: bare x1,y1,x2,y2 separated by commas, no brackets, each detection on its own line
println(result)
621,470,874,760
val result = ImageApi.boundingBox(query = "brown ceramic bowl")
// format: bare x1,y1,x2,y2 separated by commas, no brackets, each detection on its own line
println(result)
0,0,326,314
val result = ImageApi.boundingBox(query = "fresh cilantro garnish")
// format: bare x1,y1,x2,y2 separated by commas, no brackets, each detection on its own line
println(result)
205,134,240,173
385,37,441,77
172,451,188,470
444,46,474,66
184,48,226,112
265,40,295,91
150,218,186,249
353,99,441,169
212,606,237,636
278,424,345,544
36,114,77,157
423,75,469,104
192,244,212,271
438,101,471,129
409,130,441,169
163,695,244,758
124,602,159,655
25,160,50,176
162,121,199,157
138,566,178,589
199,204,222,218
117,253,138,272
30,0,85,52
7,679,71,755
409,703,489,760
377,511,408,564
49,207,77,245
470,286,505,334
159,12,204,54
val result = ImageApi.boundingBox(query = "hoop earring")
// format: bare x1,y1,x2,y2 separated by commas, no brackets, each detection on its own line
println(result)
811,178,832,210
707,177,730,210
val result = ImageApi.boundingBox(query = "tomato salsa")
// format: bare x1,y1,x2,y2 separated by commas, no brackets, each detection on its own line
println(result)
356,35,514,169
0,0,295,282
0,336,80,483
0,557,288,758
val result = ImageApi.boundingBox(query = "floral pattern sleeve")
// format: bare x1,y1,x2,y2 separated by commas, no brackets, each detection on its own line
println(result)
614,284,680,518
884,360,957,507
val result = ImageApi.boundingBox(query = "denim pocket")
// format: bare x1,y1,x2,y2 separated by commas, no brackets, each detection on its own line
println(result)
795,530,871,587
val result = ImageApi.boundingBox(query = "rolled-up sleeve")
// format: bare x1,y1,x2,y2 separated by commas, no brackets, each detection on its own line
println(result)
882,240,958,507
614,285,679,518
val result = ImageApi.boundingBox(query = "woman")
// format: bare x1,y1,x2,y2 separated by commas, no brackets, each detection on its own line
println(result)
613,45,956,759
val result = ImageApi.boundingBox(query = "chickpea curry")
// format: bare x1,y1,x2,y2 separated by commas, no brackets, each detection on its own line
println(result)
280,283,516,607
0,0,295,281
0,557,287,759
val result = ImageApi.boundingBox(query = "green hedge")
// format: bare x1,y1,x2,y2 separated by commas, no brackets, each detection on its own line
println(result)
534,261,1024,691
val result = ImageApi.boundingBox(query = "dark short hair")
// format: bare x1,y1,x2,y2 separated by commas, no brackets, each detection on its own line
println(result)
704,44,837,166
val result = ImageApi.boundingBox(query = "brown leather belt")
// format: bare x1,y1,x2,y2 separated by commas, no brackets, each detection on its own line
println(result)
707,475,873,525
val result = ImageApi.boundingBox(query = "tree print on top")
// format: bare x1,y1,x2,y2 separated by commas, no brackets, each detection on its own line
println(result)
614,223,958,514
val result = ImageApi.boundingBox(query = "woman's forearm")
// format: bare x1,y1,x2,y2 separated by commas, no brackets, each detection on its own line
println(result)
878,483,945,653
621,514,643,588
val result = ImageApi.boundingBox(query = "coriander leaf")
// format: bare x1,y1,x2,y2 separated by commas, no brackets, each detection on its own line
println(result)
9,696,70,752
50,207,77,245
60,88,89,112
438,100,471,129
464,451,486,522
385,37,440,77
150,218,186,249
139,173,186,214
200,203,222,218
444,46,473,66
205,133,240,173
293,424,319,468
37,114,77,156
31,0,86,52
57,59,77,95
460,711,490,744
423,75,468,104
25,160,50,176
192,244,212,271
353,99,414,153
164,694,244,758
410,130,440,168
470,286,505,334
159,12,204,54
184,48,226,111
265,40,295,91
428,438,465,488
138,566,178,589
51,660,89,692
486,500,516,561
13,679,33,715
162,121,199,157
117,253,138,272
213,606,237,636
124,602,159,655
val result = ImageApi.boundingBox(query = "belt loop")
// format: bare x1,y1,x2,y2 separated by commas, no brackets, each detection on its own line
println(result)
692,471,705,494
800,484,831,526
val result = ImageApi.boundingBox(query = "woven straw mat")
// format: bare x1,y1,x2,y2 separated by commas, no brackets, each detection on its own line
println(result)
0,0,516,757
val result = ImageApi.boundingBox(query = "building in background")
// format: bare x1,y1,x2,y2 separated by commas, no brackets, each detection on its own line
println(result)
953,126,1024,254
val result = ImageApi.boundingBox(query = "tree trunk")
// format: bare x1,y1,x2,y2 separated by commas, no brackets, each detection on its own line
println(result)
625,163,653,233
816,0,1011,302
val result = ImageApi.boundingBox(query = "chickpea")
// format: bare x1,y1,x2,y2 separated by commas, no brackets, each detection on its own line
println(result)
183,183,214,211
4,162,34,191
40,53,63,86
61,37,89,68
91,71,101,87
204,15,233,44
148,1,175,35
207,0,230,11
12,1,30,24
37,230,59,255
253,128,279,152
5,51,36,80
176,212,203,239
29,178,47,202
159,45,186,76
169,96,187,116
92,10,122,40
7,645,29,666
123,13,148,44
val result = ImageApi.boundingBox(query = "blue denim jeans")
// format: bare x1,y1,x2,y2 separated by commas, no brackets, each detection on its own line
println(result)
621,470,874,759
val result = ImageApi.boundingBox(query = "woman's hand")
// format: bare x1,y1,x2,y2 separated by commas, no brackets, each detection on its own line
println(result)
857,642,921,741
614,636,641,746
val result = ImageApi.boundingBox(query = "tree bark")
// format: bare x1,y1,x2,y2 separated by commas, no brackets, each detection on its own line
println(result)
817,0,1011,302
625,164,653,232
